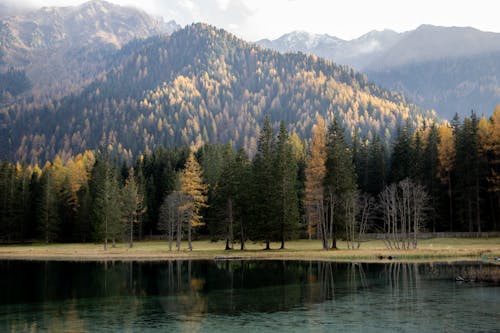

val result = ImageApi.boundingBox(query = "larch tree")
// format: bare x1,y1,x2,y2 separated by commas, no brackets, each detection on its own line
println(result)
180,150,208,251
304,115,326,241
437,125,456,231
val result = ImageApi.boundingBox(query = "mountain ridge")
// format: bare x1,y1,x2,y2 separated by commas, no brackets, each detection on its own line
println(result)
0,0,180,100
258,25,500,118
1,23,437,164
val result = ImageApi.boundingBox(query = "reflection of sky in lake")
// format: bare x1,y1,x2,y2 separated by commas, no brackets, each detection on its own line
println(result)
0,261,498,332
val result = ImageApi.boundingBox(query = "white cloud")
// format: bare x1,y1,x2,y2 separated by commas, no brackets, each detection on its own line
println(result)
5,0,500,41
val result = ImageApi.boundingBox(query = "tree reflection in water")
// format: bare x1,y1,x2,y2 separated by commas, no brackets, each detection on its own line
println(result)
0,260,498,332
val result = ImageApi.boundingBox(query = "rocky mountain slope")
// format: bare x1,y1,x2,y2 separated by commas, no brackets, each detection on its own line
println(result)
0,0,179,100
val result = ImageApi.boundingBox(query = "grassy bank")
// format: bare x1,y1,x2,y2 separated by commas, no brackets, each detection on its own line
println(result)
0,238,499,263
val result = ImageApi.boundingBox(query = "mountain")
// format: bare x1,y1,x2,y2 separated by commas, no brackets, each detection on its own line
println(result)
258,30,401,70
258,25,500,118
1,23,437,164
0,0,180,100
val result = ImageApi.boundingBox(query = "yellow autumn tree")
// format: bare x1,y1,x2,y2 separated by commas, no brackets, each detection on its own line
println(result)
181,150,208,250
437,125,456,230
304,115,326,239
479,107,500,196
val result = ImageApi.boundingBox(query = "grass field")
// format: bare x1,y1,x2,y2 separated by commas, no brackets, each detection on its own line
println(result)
0,238,499,263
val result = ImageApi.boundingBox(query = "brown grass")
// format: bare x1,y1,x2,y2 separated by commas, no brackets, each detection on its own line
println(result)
0,238,498,263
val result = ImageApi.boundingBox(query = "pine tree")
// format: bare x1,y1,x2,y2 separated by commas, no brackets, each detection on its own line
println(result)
455,112,482,232
251,116,278,250
214,145,238,250
275,122,300,249
324,118,357,249
366,135,387,195
390,123,413,183
422,124,440,232
38,168,59,243
121,168,145,248
234,148,251,250
90,155,121,250
180,150,208,250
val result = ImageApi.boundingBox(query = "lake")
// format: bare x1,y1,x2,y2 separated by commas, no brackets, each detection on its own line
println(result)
0,260,498,332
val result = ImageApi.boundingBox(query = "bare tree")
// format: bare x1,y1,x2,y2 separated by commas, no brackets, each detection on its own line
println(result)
344,190,358,250
159,191,191,251
379,179,429,249
357,193,375,249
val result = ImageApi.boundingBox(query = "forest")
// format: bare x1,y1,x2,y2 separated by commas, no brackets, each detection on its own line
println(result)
0,24,437,164
0,108,498,249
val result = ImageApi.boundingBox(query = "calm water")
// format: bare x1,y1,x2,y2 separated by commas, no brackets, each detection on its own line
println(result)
0,260,499,332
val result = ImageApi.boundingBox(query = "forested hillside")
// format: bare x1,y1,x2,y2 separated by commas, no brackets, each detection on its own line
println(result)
1,23,436,164
260,25,500,119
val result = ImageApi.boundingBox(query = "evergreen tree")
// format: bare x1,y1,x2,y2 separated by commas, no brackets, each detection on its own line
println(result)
38,168,59,243
366,135,387,195
455,112,483,232
121,168,145,248
214,145,238,250
275,122,300,249
90,155,121,250
422,124,441,231
234,148,251,250
390,123,413,183
323,118,357,249
250,116,278,250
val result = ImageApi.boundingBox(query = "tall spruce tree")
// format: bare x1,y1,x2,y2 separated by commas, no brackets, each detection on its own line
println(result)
275,122,300,249
324,118,357,249
214,145,238,250
423,124,441,232
251,116,278,250
121,168,145,248
390,123,413,183
90,155,121,250
38,168,59,243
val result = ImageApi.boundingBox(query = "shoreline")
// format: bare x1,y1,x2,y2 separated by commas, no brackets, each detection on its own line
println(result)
0,238,498,264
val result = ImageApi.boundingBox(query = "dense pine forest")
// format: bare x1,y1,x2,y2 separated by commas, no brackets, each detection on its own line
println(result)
1,109,498,247
1,24,436,164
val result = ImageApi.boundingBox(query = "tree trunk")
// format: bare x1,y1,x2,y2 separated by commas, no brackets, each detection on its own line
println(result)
476,179,481,233
188,219,192,251
129,216,133,248
448,173,453,232
227,198,233,250
264,239,270,250
240,222,245,250
104,216,108,251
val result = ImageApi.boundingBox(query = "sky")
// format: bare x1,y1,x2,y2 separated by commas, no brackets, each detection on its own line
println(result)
5,0,500,41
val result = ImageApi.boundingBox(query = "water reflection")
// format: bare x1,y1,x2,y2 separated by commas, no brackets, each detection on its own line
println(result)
0,260,498,332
